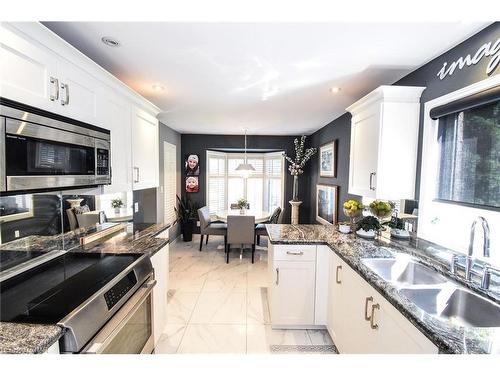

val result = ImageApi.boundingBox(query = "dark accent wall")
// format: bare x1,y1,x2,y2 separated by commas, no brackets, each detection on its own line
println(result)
304,113,361,223
157,122,182,238
395,22,499,196
181,134,307,224
305,22,499,224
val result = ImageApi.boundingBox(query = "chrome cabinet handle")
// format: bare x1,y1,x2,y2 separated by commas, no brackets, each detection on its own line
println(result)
286,251,304,256
60,83,69,105
133,167,139,183
369,172,376,191
49,77,59,101
370,303,380,329
364,296,373,321
336,265,342,284
275,267,279,285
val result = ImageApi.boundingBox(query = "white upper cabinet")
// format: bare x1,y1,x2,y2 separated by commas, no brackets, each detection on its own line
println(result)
0,22,59,111
1,22,161,194
56,58,102,125
346,86,425,200
102,92,133,193
132,107,159,191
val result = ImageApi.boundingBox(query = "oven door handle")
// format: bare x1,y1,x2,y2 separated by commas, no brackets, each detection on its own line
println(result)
81,278,156,354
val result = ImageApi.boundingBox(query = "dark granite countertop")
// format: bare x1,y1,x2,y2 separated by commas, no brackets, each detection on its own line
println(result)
0,222,171,354
0,323,63,354
266,224,500,354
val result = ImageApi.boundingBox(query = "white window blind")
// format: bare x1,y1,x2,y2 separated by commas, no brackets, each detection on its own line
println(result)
206,150,284,215
164,142,177,225
207,151,227,214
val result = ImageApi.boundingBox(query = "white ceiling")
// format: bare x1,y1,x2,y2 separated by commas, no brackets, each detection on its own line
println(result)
43,22,488,135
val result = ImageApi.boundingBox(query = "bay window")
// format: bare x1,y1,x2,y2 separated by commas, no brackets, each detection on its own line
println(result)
206,151,284,214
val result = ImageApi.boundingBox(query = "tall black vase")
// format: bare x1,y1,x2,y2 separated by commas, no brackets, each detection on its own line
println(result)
181,220,194,242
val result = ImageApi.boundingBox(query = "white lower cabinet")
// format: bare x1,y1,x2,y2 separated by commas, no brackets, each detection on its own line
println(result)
43,341,61,354
271,260,316,326
150,244,169,346
268,244,317,326
327,251,438,354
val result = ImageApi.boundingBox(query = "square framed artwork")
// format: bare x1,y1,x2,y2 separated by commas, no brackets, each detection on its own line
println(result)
319,140,337,177
316,184,339,225
185,176,199,193
185,154,200,176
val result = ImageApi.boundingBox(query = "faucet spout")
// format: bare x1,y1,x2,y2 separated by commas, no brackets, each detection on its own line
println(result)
466,216,491,281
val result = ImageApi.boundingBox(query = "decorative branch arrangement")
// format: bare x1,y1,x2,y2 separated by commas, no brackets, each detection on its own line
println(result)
283,135,317,176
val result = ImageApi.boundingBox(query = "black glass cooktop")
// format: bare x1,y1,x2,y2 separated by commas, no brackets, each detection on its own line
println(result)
0,250,48,272
0,252,140,324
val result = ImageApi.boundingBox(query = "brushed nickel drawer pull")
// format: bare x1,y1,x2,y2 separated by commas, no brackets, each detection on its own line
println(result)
286,251,304,255
50,77,59,101
336,265,342,284
275,267,279,285
364,296,373,321
370,303,380,329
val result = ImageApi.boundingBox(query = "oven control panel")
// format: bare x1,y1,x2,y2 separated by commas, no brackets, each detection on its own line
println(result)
104,271,137,310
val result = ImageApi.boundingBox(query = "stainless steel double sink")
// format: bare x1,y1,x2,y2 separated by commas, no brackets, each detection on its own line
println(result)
361,256,500,328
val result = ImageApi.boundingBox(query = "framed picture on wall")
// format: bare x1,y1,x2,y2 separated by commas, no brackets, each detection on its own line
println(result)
319,140,337,177
316,184,339,225
185,154,200,176
186,176,199,193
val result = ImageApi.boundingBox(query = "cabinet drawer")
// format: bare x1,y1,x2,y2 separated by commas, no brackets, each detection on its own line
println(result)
273,245,316,261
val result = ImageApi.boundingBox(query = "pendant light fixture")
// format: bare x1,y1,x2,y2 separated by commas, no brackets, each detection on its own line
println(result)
235,129,255,178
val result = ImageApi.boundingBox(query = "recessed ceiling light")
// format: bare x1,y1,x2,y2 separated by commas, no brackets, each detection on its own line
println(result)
101,36,121,47
330,87,341,94
152,84,165,92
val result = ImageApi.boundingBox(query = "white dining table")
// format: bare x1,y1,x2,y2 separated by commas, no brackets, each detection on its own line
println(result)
215,209,270,224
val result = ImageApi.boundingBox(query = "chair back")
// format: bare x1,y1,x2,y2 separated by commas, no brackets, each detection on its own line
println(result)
198,206,211,232
269,207,282,224
227,215,255,245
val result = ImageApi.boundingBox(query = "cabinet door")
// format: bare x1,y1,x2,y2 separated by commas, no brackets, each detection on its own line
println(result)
151,244,169,345
271,260,316,326
334,259,373,353
57,59,101,125
102,94,133,194
348,105,381,197
366,287,438,354
327,251,341,342
0,23,59,111
132,108,159,190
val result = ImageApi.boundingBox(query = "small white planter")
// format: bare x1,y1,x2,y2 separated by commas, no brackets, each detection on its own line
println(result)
338,223,351,234
356,228,376,239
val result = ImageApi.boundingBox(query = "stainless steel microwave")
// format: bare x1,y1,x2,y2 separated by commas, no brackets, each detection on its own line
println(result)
0,98,111,193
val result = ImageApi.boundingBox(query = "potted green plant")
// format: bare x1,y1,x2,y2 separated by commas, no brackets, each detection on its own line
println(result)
236,198,249,214
174,195,199,242
111,198,124,214
356,215,381,239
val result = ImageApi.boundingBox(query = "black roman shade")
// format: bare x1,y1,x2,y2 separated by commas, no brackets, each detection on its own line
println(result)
430,85,500,119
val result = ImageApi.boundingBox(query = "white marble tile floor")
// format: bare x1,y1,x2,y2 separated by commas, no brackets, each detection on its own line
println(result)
155,234,337,354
